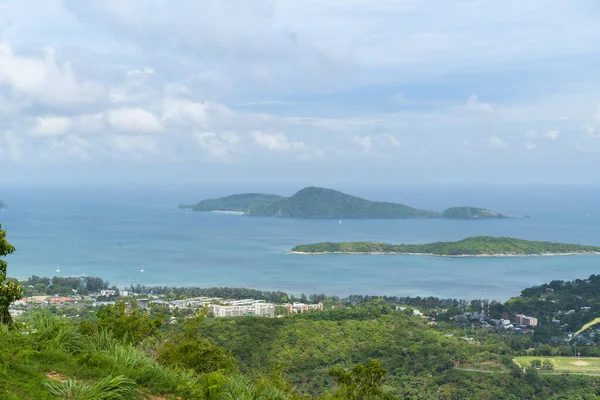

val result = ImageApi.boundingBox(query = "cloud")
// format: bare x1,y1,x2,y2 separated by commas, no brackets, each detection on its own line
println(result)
195,131,240,163
110,135,157,159
352,133,401,155
524,129,560,150
251,131,306,152
108,108,163,134
3,131,22,162
465,95,494,114
0,43,104,109
486,136,508,150
352,135,374,154
30,116,72,137
45,135,91,160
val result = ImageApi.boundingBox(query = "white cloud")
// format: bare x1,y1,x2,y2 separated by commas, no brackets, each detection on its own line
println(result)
465,95,494,114
380,132,401,148
108,108,162,134
251,131,305,152
30,116,72,137
161,98,208,127
45,135,90,160
486,136,508,151
525,141,537,151
0,43,104,109
4,131,22,162
524,129,560,150
352,133,401,155
110,135,157,159
195,131,240,163
352,135,374,154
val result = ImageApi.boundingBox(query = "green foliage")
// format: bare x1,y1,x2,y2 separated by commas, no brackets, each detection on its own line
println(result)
542,359,554,370
157,310,237,375
441,206,505,219
530,359,542,368
328,360,392,400
292,236,600,256
251,187,440,218
0,223,23,324
96,300,163,345
43,375,139,400
181,193,284,212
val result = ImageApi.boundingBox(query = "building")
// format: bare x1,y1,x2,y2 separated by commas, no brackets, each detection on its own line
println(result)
287,302,324,314
210,303,275,318
515,314,538,327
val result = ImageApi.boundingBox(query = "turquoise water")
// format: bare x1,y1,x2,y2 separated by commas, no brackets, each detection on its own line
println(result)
1,185,600,301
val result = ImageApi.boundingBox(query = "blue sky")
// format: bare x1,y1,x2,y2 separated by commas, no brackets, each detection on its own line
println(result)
1,0,600,185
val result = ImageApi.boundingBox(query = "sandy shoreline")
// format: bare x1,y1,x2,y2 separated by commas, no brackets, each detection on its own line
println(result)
288,251,600,258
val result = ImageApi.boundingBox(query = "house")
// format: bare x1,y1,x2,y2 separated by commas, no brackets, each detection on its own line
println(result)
515,314,538,327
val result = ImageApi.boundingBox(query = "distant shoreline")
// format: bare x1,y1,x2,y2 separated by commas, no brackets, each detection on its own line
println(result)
288,251,600,258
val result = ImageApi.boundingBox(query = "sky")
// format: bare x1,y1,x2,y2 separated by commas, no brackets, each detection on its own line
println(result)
1,0,600,185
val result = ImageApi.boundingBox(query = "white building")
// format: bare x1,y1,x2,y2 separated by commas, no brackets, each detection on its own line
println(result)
210,303,275,318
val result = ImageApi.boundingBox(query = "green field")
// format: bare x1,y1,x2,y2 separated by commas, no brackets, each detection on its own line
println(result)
515,356,600,373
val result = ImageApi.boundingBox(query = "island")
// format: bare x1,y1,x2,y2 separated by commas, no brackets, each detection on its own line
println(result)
179,187,508,219
442,207,504,220
0,200,6,210
178,193,283,212
290,236,600,257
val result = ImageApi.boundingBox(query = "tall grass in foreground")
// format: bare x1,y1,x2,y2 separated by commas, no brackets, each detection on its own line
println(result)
43,375,139,400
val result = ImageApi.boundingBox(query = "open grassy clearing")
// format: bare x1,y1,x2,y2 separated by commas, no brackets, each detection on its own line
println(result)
515,356,600,373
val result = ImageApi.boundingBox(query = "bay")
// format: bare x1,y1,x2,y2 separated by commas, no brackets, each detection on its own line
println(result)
1,184,599,301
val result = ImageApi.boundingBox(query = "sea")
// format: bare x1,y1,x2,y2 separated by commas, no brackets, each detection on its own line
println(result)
1,184,600,301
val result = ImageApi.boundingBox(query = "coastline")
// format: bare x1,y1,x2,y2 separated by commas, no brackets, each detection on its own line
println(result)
288,251,600,258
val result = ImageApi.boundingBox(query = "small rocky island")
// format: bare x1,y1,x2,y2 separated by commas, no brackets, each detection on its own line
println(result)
179,187,508,220
291,236,600,257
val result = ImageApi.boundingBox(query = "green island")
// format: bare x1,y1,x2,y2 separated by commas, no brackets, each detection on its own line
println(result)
442,206,504,219
180,186,508,219
291,236,600,256
178,193,283,212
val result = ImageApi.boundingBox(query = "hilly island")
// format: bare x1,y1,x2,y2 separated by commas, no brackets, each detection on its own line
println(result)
291,236,600,257
179,186,507,219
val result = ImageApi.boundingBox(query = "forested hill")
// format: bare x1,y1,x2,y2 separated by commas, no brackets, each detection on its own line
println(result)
291,236,600,256
250,187,439,218
178,193,284,212
442,206,506,219
180,186,507,219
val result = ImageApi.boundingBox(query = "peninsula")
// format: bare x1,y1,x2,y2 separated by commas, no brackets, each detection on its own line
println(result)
179,187,507,220
290,236,600,257
178,193,283,212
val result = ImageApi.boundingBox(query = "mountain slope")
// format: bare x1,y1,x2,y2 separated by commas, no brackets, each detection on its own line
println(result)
442,206,506,219
179,193,283,212
250,187,440,218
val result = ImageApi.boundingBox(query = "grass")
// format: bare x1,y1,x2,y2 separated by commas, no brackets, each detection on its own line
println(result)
514,356,600,373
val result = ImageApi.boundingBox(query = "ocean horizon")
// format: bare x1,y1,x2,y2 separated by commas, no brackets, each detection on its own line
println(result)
2,184,600,301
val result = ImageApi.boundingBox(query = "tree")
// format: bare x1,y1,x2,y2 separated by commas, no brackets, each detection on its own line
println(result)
329,360,393,400
542,359,554,370
529,359,542,369
96,300,163,345
0,223,23,324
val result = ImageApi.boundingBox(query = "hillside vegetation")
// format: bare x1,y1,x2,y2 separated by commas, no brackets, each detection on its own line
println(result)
250,187,439,218
181,187,507,219
442,207,505,219
178,193,283,212
291,236,600,256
